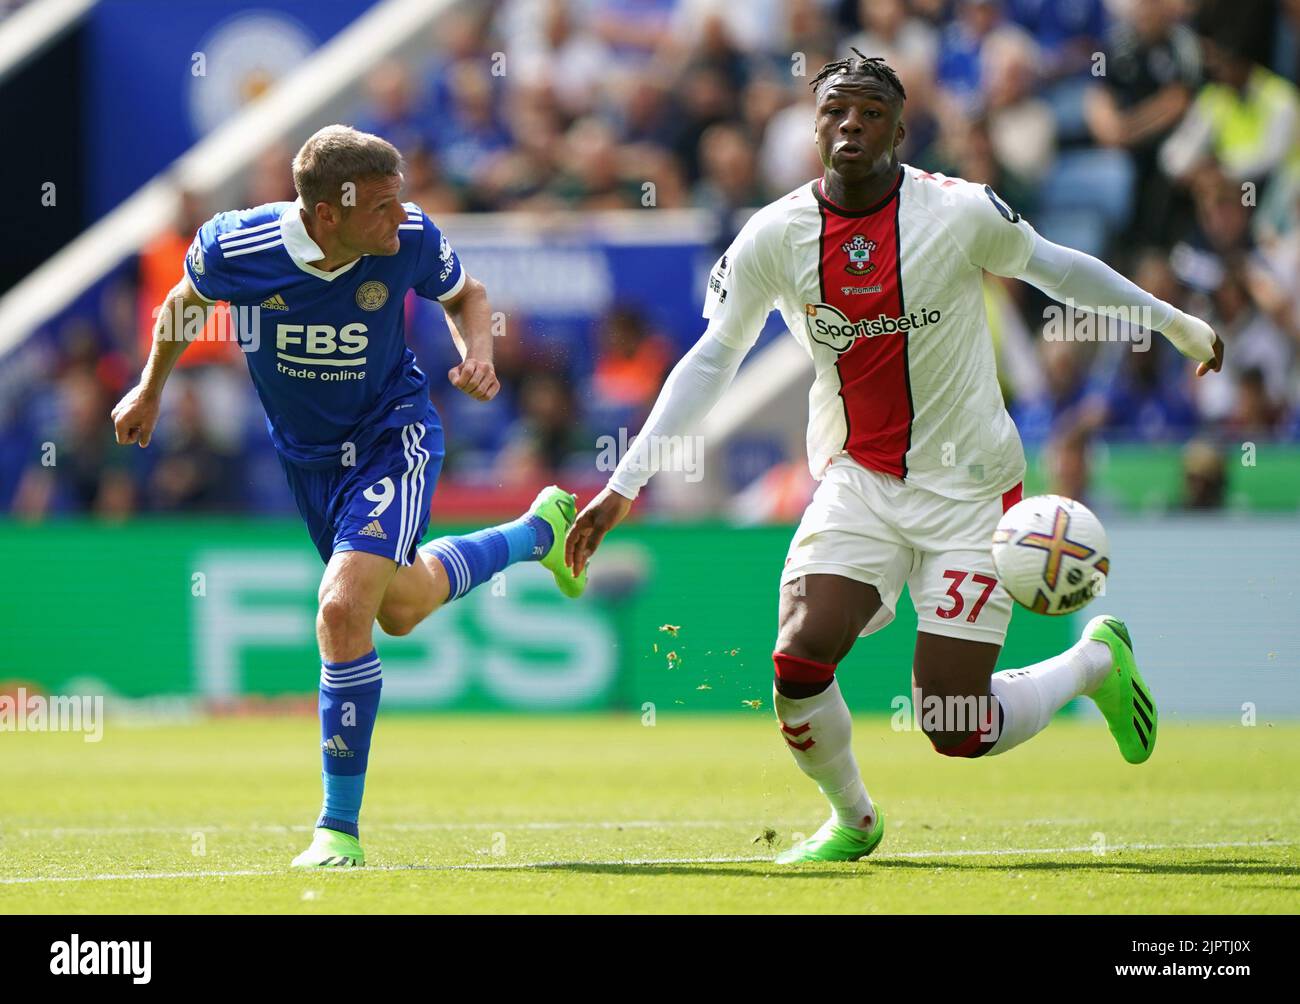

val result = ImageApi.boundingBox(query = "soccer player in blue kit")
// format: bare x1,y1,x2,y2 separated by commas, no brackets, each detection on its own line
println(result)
112,126,588,867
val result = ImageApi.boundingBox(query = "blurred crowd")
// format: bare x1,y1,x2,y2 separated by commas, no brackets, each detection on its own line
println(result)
4,0,1300,519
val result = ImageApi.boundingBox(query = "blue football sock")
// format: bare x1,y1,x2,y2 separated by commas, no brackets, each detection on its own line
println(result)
316,649,382,838
422,514,552,601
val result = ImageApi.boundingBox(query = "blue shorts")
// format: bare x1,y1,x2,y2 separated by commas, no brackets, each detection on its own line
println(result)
279,406,445,566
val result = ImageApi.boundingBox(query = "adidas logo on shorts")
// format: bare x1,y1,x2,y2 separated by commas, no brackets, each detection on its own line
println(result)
358,519,387,540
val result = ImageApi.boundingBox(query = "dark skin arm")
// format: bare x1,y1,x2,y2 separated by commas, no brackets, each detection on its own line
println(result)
1197,335,1224,377
566,486,633,575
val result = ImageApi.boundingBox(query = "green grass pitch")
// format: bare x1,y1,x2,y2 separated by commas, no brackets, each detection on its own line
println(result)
1,714,1296,913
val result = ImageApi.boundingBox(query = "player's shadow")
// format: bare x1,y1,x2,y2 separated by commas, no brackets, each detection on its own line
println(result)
460,856,1297,881
459,862,857,881
870,857,1298,878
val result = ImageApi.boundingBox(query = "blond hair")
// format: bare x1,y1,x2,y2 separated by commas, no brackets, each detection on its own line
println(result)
292,124,402,215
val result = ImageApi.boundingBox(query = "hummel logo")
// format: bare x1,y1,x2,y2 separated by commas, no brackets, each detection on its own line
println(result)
322,735,354,757
358,519,387,540
260,293,289,310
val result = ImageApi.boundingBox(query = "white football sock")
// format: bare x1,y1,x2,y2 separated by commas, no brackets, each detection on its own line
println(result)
773,678,875,830
986,638,1113,756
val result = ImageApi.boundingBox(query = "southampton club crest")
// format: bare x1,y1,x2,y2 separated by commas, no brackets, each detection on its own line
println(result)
842,234,877,276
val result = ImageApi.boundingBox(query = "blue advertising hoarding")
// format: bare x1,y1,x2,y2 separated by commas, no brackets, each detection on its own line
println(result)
84,0,371,218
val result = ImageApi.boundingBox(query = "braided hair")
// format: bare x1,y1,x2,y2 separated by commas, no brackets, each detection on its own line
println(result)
809,47,906,103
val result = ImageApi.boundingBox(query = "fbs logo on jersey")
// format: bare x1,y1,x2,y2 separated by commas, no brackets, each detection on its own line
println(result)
804,302,942,353
842,235,878,276
276,323,367,357
275,323,368,381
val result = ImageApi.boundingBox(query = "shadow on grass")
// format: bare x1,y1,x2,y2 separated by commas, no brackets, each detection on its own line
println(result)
870,857,1299,878
445,855,1298,882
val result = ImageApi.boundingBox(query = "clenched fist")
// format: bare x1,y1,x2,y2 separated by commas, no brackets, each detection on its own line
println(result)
111,385,161,447
448,358,499,401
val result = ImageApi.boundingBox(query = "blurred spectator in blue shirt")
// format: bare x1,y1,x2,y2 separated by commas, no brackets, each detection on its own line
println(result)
1005,0,1108,81
429,60,512,191
356,63,429,160
937,0,1006,114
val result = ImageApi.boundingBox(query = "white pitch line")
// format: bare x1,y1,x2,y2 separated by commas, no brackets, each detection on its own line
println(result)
0,868,273,885
0,839,1292,885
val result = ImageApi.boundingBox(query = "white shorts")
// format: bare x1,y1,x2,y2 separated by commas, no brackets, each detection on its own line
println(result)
781,455,1023,645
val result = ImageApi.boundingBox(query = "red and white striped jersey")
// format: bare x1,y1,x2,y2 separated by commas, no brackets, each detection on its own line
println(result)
703,164,1038,502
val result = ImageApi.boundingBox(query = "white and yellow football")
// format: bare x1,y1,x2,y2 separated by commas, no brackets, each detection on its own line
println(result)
991,495,1110,615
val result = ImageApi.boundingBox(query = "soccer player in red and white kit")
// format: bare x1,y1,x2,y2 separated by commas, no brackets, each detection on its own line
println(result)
566,52,1224,862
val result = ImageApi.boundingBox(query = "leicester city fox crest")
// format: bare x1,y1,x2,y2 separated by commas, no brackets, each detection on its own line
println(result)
842,234,877,276
353,278,387,309
356,281,388,311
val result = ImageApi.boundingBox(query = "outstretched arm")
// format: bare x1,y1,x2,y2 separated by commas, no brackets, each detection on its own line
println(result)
565,210,780,574
565,332,751,575
1014,232,1223,376
952,181,1222,374
607,334,749,500
111,276,210,447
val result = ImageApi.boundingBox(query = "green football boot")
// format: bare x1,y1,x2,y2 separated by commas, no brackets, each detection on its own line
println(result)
1084,615,1157,764
775,804,886,864
290,827,365,868
530,485,587,598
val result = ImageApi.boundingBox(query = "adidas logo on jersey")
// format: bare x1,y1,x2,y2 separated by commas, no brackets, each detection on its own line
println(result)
260,293,289,310
322,735,354,757
358,519,387,540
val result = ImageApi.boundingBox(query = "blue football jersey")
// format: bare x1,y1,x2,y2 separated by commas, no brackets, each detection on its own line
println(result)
183,199,464,466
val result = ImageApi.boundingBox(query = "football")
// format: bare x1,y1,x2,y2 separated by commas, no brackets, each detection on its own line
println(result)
991,494,1110,615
